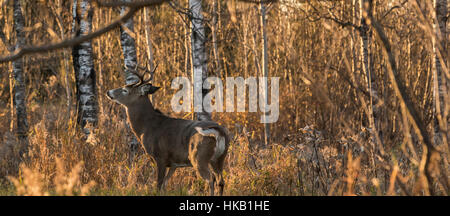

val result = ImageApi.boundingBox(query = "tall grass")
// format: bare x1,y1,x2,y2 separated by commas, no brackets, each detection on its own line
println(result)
0,0,448,195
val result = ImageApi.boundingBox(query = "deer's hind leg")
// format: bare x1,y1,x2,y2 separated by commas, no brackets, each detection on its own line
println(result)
210,157,226,196
189,134,216,195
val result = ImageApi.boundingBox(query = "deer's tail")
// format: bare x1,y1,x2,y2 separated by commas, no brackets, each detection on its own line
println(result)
194,125,229,161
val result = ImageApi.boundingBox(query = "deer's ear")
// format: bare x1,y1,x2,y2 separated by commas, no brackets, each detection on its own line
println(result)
140,84,160,95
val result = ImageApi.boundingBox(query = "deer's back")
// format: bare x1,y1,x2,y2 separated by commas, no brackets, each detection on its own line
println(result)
141,116,228,166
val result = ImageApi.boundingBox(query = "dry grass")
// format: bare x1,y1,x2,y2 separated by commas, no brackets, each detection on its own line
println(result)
0,88,446,196
0,99,304,196
0,0,448,195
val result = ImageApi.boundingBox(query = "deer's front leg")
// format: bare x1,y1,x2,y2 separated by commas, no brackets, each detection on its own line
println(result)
156,161,167,193
163,166,176,190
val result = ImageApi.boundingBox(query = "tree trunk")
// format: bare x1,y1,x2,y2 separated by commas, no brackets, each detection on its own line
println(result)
12,0,29,147
189,0,211,121
72,0,98,134
143,7,155,72
119,6,140,86
243,15,249,78
370,11,439,196
360,0,382,153
119,2,140,160
260,2,270,146
432,0,448,146
143,7,155,103
212,0,222,78
183,3,193,119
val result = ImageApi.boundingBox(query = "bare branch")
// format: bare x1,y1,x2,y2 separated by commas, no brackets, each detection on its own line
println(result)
93,0,167,7
323,15,361,31
0,0,279,63
95,0,277,7
369,14,438,196
237,0,278,3
0,0,170,63
0,7,139,63
303,1,360,30
381,0,408,19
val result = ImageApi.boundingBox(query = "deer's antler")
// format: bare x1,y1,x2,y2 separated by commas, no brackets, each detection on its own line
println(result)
137,62,158,83
127,63,158,86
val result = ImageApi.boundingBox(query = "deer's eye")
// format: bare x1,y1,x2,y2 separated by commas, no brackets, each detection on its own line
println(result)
122,89,129,94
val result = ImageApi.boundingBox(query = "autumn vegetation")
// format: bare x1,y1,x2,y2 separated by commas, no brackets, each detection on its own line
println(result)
0,0,448,196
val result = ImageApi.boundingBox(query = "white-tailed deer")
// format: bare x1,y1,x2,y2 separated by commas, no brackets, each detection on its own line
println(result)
106,66,229,195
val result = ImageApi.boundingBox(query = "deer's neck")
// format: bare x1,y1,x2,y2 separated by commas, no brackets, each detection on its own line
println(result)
125,97,160,138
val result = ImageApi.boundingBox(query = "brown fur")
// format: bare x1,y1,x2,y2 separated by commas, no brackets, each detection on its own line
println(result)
107,83,230,195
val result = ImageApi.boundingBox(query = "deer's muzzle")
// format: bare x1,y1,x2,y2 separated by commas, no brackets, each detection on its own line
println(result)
106,90,114,100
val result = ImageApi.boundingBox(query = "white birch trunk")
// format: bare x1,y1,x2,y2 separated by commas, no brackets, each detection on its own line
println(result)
432,0,448,146
119,2,140,158
120,4,140,85
72,0,98,133
12,0,28,144
260,2,270,146
189,0,211,121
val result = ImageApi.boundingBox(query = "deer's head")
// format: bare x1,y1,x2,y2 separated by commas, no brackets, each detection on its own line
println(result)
106,65,160,106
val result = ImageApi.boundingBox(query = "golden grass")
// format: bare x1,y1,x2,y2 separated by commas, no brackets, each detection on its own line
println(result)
0,0,448,196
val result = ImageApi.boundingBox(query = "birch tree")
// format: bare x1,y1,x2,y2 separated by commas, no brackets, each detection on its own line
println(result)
432,0,448,146
260,2,270,146
189,0,211,121
119,2,140,157
72,0,98,133
12,0,29,145
120,6,140,86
